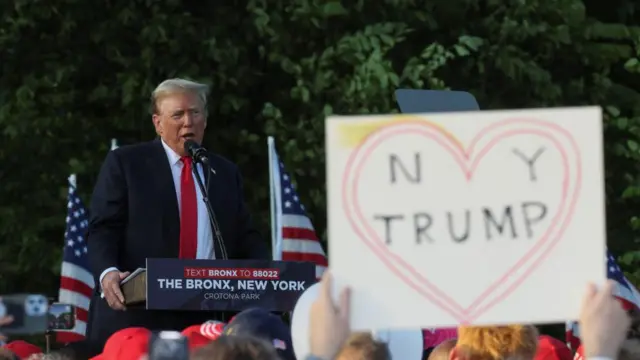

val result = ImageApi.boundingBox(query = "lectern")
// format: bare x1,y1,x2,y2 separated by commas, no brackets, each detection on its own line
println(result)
121,258,316,312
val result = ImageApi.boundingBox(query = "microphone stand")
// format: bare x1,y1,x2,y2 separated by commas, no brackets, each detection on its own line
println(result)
45,330,52,353
191,161,228,259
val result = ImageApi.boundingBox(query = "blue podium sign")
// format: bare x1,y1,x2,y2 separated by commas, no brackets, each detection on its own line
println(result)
146,258,316,312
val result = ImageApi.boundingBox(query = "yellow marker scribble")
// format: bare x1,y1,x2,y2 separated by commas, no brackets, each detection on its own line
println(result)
335,115,461,149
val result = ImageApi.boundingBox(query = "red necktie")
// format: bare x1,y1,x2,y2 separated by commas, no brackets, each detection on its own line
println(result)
179,156,198,259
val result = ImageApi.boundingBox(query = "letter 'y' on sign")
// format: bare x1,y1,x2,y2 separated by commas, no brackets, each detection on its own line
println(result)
325,107,606,330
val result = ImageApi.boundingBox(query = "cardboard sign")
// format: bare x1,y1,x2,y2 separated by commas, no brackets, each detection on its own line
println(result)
326,107,606,328
146,259,316,312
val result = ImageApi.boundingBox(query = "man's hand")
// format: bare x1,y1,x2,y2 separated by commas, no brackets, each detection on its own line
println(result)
309,271,351,360
579,280,631,358
101,270,131,311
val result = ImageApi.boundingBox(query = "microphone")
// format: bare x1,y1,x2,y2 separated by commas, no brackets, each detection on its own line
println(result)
184,139,210,165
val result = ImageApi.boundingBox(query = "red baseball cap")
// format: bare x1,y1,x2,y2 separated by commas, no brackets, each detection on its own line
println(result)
535,335,572,360
90,327,151,360
183,321,224,339
3,340,42,359
183,331,210,350
181,321,225,350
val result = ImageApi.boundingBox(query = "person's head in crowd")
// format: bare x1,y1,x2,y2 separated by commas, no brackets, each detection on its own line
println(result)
450,325,538,360
90,326,151,360
619,308,640,360
334,332,390,360
190,335,280,360
0,348,18,360
619,341,640,360
53,341,89,360
534,335,571,360
151,78,209,156
428,338,457,360
224,308,295,360
38,352,75,360
1,341,41,359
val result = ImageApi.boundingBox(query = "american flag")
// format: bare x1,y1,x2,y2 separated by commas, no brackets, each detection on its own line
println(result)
566,250,640,350
56,177,94,342
268,138,328,278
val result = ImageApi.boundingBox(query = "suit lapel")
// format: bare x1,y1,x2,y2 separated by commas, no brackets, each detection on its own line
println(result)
203,161,222,223
148,139,180,254
203,163,215,202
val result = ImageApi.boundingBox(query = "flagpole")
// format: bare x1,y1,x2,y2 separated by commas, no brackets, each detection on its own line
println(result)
268,137,280,260
68,174,77,188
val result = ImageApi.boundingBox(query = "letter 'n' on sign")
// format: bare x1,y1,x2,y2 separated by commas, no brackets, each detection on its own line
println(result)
326,107,607,330
389,153,421,184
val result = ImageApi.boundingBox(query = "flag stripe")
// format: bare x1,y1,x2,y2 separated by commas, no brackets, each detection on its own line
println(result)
58,289,91,311
75,307,89,323
282,252,329,267
315,266,327,278
60,276,93,299
613,279,639,305
61,262,94,289
282,228,319,242
55,321,87,343
282,215,314,231
282,238,326,256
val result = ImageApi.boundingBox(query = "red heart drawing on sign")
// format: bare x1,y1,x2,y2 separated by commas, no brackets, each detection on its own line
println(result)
342,119,582,323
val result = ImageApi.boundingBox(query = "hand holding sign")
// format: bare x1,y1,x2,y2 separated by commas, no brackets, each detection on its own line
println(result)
291,279,425,360
309,271,351,360
578,281,631,358
326,107,606,329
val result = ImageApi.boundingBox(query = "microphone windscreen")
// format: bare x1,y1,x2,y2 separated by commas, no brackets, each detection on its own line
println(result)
184,139,200,155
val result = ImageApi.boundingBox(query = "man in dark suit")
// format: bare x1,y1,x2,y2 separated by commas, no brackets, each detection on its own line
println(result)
86,78,269,354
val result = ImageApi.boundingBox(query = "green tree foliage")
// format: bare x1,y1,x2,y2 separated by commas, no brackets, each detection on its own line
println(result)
0,0,639,298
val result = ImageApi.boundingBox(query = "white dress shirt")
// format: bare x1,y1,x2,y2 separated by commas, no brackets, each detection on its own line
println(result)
99,139,215,288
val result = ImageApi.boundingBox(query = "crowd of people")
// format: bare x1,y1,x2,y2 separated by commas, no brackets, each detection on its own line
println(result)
0,272,637,359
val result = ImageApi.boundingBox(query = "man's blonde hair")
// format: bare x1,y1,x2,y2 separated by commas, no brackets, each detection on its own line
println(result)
455,325,538,360
336,332,391,360
150,78,209,115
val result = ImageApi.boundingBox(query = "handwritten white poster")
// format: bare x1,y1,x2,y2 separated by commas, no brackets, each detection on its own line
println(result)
326,107,606,329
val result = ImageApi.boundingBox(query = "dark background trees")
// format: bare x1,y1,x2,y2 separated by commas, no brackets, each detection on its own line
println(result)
0,0,639,327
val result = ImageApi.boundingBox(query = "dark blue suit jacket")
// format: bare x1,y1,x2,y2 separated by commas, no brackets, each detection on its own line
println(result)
85,139,268,353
